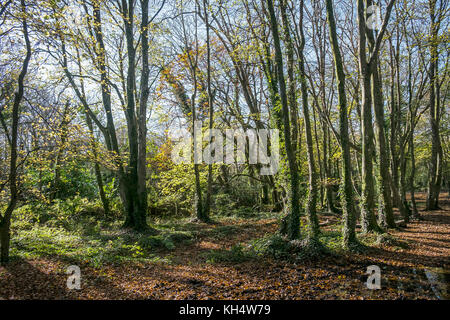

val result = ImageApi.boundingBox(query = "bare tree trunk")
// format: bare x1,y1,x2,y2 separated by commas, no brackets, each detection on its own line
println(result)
86,112,109,216
405,37,420,219
51,103,70,201
75,47,110,216
91,1,133,226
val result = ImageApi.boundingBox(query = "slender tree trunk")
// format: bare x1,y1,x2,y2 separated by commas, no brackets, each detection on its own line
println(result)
137,0,156,225
86,112,109,216
324,127,338,213
203,0,213,221
426,0,443,210
75,46,110,216
297,0,319,240
91,1,140,228
325,0,358,248
267,0,301,240
0,0,31,265
357,0,380,233
405,37,420,219
408,131,419,218
365,0,396,228
51,103,70,201
399,149,411,222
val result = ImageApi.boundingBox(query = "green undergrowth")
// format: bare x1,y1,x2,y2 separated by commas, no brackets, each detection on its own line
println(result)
203,232,333,264
9,200,276,268
202,219,408,264
9,202,194,268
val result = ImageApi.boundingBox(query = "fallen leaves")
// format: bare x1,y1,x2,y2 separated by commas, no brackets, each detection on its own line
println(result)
0,198,448,300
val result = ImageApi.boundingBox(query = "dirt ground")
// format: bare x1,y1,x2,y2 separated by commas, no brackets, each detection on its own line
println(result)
1,193,449,300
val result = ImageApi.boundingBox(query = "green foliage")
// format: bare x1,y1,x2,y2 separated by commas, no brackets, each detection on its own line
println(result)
9,200,193,267
247,234,293,259
137,231,193,251
204,244,252,264
13,196,111,229
150,163,263,217
150,163,207,216
24,160,98,201
207,225,240,240
318,230,343,252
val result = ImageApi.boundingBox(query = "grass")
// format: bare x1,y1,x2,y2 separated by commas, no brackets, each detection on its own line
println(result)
8,199,281,268
9,200,407,268
10,201,194,268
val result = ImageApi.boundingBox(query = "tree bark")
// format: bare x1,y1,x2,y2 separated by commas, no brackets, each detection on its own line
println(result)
426,0,443,210
138,0,151,223
266,0,301,240
357,0,380,233
325,0,358,248
0,0,31,265
365,0,396,228
121,0,148,230
203,0,213,221
297,0,319,240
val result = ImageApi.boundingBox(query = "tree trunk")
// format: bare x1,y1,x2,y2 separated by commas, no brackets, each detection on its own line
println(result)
0,221,11,265
426,0,443,210
357,0,380,233
86,113,109,216
0,0,31,265
51,103,70,201
203,0,213,221
326,0,358,248
297,0,319,240
138,0,151,223
121,0,149,231
365,0,396,228
267,0,301,240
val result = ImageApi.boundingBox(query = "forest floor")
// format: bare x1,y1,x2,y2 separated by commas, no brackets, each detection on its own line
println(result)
0,193,449,300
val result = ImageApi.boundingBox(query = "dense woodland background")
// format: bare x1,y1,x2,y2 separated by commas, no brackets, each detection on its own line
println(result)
0,0,448,300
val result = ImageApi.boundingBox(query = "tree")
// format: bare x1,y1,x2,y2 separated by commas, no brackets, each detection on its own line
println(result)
296,0,320,241
202,0,213,222
266,0,301,240
356,0,380,233
426,0,444,210
0,0,32,265
325,0,358,249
